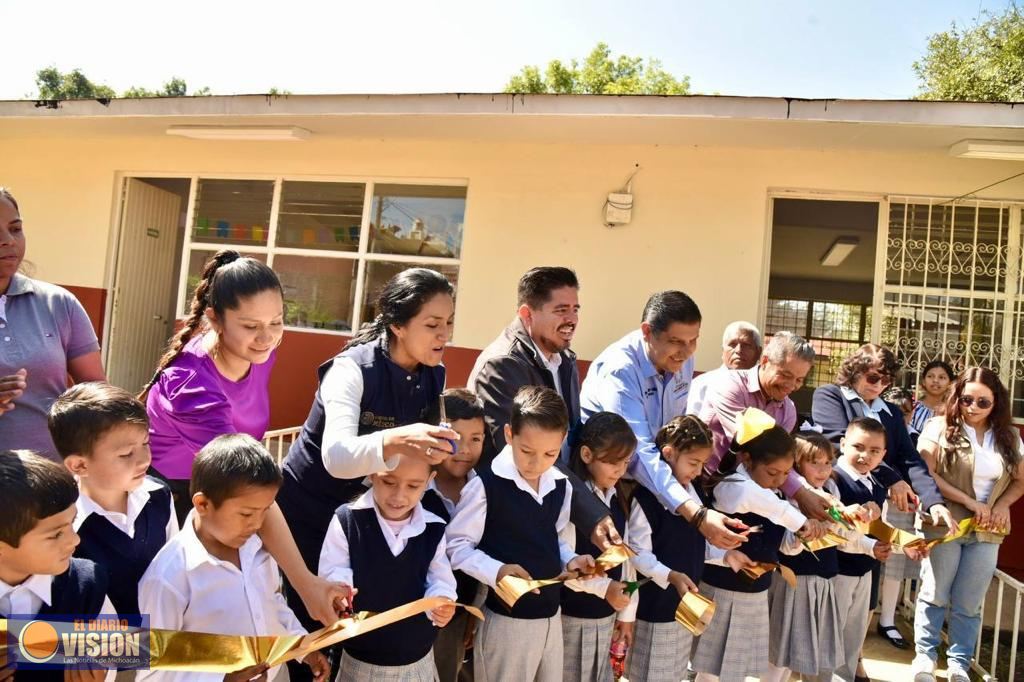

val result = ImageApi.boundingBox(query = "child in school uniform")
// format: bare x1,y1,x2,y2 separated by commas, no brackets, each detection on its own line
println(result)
0,450,114,682
765,432,880,682
692,408,827,682
560,411,638,682
47,382,178,617
446,386,597,682
831,417,923,682
320,449,459,681
138,434,328,682
628,415,720,682
419,389,487,682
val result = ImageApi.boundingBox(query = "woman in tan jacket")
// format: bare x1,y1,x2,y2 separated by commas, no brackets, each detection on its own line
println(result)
912,366,1024,682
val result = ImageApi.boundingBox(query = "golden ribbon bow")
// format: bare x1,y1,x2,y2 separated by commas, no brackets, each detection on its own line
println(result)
674,591,716,636
739,561,798,589
495,545,636,609
734,408,778,445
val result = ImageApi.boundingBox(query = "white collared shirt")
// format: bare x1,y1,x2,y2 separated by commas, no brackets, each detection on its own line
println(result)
530,338,564,398
318,490,458,611
840,385,892,422
427,470,477,518
920,421,1018,504
836,458,875,492
137,512,305,682
445,445,577,588
711,464,808,533
73,477,179,540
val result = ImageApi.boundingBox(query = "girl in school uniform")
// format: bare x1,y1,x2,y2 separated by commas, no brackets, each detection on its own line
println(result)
560,411,638,682
692,408,826,682
627,415,715,682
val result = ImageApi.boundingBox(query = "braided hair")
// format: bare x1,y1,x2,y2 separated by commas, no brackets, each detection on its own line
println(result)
344,268,455,351
138,250,282,398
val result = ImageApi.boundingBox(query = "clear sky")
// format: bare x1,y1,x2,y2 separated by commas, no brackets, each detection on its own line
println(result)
0,0,1013,100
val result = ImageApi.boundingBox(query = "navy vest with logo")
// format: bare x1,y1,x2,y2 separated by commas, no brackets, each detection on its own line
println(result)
560,487,627,620
632,485,708,623
337,504,445,666
11,559,108,682
420,489,478,605
278,337,445,564
702,480,787,594
833,468,888,577
477,464,566,619
74,478,172,615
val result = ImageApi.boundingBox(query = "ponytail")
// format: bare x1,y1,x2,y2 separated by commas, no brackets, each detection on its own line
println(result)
138,250,282,399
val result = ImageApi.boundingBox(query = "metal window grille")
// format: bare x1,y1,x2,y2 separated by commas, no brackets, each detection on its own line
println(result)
766,298,871,388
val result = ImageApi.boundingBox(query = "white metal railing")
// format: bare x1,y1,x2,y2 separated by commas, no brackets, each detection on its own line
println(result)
899,568,1023,682
262,426,301,465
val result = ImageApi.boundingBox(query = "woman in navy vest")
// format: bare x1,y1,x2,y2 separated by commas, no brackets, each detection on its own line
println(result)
277,268,459,635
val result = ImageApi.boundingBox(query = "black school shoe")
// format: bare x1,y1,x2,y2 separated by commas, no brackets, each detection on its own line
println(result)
876,622,911,650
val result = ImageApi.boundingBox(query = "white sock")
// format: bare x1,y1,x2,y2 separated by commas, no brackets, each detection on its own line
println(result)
878,577,903,630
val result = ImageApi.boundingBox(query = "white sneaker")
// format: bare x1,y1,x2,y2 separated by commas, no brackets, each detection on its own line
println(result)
946,663,970,682
911,654,935,682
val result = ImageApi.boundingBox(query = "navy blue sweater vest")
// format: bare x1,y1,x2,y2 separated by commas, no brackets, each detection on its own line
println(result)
11,559,108,682
833,468,887,577
74,478,172,615
703,485,787,593
478,467,566,619
337,504,444,666
633,485,708,623
420,489,478,605
560,487,627,620
279,338,445,562
781,544,839,579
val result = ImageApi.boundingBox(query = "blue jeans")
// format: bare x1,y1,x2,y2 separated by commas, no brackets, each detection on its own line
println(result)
913,534,999,669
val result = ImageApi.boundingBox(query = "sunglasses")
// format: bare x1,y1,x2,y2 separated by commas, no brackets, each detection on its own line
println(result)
863,372,892,386
959,395,994,410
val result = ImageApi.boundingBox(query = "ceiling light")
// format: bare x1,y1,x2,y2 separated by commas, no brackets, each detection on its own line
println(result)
166,125,311,141
820,237,859,267
949,139,1024,161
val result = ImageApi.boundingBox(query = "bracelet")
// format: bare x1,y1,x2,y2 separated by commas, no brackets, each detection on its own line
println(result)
690,505,709,530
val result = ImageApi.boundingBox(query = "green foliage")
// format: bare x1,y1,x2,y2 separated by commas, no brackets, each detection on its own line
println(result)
504,42,690,95
914,7,1024,101
35,67,116,100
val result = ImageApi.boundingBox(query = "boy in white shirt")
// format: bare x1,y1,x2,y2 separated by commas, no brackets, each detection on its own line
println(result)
138,434,327,682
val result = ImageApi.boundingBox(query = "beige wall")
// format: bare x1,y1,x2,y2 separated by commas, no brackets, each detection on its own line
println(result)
6,131,1024,371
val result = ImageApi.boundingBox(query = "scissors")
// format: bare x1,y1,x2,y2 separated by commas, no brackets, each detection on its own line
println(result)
438,396,459,455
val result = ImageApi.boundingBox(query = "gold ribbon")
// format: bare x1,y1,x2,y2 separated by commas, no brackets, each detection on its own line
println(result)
801,530,850,554
674,591,716,636
494,545,636,609
734,408,777,445
739,561,798,589
856,517,982,552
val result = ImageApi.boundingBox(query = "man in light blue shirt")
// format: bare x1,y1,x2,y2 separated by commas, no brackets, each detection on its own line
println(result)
580,290,747,550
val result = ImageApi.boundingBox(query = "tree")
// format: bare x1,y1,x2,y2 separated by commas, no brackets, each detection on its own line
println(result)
122,77,211,98
914,7,1024,101
35,67,116,100
504,42,690,95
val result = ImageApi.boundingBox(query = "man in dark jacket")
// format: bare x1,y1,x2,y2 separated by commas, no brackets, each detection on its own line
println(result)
468,266,616,546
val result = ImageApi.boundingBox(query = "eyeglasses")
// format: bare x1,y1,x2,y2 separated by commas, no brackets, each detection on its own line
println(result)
959,395,993,410
863,372,892,386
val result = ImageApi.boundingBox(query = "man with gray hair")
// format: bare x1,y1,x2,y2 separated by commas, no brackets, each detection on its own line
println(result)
686,320,762,416
698,331,831,520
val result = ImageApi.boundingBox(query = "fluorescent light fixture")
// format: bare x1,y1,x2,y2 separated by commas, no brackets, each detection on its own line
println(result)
950,139,1024,160
820,236,859,267
166,125,311,141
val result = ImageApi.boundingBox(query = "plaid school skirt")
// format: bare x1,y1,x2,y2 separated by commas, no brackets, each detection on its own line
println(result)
627,619,694,682
692,582,770,682
336,650,438,682
561,613,616,682
767,572,842,676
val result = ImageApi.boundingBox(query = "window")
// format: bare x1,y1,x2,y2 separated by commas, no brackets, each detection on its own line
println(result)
765,298,872,389
176,177,467,335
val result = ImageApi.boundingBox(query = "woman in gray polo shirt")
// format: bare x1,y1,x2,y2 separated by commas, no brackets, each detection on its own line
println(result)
0,187,106,460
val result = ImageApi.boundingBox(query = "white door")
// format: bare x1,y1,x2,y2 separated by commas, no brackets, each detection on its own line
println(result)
106,179,182,394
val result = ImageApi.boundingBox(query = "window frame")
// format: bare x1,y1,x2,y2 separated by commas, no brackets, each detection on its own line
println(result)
173,173,468,339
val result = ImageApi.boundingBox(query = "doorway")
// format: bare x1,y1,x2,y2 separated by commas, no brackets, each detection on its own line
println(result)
765,198,880,414
106,177,191,394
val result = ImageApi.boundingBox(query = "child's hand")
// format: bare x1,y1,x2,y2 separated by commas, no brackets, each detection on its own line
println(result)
223,663,269,682
431,601,457,628
497,563,537,593
872,542,893,561
724,549,756,574
303,651,330,682
567,554,596,578
668,570,697,598
331,584,358,618
604,581,631,610
887,480,915,513
797,518,827,541
903,544,928,561
848,502,880,523
463,613,478,648
612,620,634,648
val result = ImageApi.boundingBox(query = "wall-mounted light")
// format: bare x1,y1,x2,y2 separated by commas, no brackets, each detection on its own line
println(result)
166,125,311,141
820,236,859,267
949,139,1024,161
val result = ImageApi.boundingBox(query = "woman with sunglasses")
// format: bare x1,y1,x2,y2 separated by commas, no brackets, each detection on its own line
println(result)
811,344,953,669
912,367,1024,682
